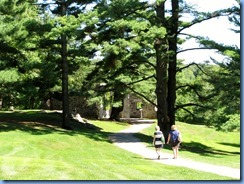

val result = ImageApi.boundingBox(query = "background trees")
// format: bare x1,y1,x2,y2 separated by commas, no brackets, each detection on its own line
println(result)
29,0,99,128
0,0,41,109
0,0,240,132
175,0,240,131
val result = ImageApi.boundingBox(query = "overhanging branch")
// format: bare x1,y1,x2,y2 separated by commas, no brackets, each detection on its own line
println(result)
178,10,233,34
126,75,155,85
176,84,208,100
176,62,209,76
175,103,215,110
177,47,216,54
181,107,195,120
123,83,157,107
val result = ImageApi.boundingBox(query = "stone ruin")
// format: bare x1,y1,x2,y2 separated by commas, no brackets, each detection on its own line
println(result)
44,94,157,120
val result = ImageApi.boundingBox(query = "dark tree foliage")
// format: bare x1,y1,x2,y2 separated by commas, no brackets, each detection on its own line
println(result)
31,0,99,128
0,0,239,132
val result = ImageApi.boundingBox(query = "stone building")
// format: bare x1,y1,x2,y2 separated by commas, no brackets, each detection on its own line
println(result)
45,96,97,118
47,93,156,119
120,94,156,119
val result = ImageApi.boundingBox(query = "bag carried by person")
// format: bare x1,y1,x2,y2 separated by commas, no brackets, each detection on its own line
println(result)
170,130,181,146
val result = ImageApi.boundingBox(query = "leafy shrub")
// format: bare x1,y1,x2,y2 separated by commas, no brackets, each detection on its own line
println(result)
220,114,240,132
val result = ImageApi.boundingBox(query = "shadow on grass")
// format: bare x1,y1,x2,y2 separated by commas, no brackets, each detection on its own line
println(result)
0,110,112,143
180,142,240,156
134,132,240,157
1,111,240,158
217,142,240,148
134,132,174,151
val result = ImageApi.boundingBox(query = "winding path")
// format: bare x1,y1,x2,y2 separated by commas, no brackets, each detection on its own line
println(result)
109,123,240,179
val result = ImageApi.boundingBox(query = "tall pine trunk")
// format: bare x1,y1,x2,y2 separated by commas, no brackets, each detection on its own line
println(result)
109,91,124,121
167,0,179,127
154,1,170,137
154,0,179,139
61,1,70,129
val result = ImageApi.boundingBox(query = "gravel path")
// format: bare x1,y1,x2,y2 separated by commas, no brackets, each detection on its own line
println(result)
109,123,240,179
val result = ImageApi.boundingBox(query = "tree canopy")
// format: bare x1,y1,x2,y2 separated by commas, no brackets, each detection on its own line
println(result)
0,0,240,132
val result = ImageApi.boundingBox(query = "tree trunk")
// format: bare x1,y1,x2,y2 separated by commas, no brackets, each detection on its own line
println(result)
154,1,170,136
109,106,123,121
167,0,179,127
61,1,70,129
155,43,169,132
0,94,2,110
109,91,124,121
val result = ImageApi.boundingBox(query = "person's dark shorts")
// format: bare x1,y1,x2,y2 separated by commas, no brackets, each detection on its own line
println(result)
155,144,163,148
170,140,180,147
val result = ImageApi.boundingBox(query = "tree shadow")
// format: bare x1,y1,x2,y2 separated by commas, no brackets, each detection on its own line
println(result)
133,132,240,156
134,132,174,151
180,141,240,156
217,142,240,148
1,111,240,157
109,132,145,143
0,111,112,143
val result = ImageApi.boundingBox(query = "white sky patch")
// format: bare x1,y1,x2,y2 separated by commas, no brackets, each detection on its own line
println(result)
145,0,240,63
188,0,237,12
178,0,239,63
178,15,240,64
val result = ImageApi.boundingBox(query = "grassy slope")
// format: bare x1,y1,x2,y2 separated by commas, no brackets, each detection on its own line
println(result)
136,122,240,168
0,110,238,180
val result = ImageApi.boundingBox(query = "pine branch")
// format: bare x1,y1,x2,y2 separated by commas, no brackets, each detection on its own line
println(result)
175,103,215,110
176,84,208,101
123,83,157,107
126,75,155,85
178,9,234,34
177,47,214,54
181,107,195,120
177,62,208,76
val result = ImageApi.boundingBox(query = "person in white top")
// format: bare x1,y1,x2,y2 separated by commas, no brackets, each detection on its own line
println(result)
153,125,165,159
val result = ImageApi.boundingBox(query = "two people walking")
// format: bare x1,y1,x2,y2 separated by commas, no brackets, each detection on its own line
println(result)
153,125,182,159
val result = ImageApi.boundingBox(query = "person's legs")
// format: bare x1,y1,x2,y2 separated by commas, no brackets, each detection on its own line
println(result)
173,145,180,159
172,147,177,159
156,147,161,159
175,147,179,158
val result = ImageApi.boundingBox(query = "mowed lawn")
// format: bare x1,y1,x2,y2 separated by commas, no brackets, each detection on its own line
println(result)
136,121,240,169
0,110,240,180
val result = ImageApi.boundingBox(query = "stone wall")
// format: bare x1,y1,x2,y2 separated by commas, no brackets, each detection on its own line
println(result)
45,96,98,118
47,94,156,119
120,94,156,119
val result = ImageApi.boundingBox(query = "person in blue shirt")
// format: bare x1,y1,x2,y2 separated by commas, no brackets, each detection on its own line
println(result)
167,125,182,159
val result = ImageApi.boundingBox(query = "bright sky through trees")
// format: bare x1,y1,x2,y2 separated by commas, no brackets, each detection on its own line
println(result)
177,0,240,63
38,0,239,64
147,0,239,63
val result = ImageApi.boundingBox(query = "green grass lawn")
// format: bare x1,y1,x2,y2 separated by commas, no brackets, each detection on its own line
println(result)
135,121,240,168
0,110,239,180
